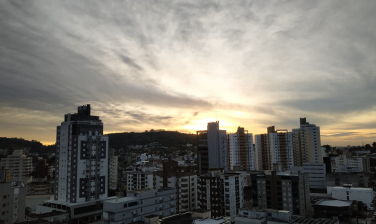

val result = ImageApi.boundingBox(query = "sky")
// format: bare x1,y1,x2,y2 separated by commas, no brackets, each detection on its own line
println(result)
0,1,375,146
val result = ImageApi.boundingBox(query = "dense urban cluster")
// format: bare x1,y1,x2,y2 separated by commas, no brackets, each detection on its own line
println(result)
0,104,376,224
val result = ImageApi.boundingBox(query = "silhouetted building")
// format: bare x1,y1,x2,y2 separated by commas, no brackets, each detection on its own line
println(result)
197,122,227,175
251,171,311,217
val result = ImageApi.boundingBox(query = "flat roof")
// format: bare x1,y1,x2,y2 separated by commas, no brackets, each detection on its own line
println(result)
316,200,351,207
333,186,373,191
105,196,138,203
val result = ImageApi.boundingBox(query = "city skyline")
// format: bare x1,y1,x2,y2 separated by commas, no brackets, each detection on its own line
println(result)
1,1,375,146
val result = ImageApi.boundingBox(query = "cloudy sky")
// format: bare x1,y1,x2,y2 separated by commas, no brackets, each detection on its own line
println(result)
1,1,375,146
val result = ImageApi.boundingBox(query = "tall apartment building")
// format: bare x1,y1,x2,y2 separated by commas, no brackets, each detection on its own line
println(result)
228,127,255,171
250,171,311,217
269,131,294,170
153,160,197,212
54,104,109,203
293,118,322,164
108,148,118,196
197,121,227,175
255,134,269,170
255,127,294,171
0,149,33,183
291,163,327,190
197,171,244,222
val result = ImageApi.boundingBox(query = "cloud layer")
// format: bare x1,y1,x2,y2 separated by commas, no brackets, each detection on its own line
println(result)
0,0,375,145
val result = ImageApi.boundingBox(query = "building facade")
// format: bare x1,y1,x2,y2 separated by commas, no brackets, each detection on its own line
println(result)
0,149,33,183
108,148,118,195
228,127,255,171
153,160,197,212
197,171,244,222
54,104,109,203
251,171,311,217
102,188,177,224
197,121,227,175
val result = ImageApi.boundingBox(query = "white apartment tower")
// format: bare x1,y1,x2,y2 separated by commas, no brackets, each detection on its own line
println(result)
54,104,109,203
228,127,255,171
269,131,294,170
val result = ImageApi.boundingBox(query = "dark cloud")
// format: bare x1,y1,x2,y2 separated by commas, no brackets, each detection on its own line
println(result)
322,132,360,137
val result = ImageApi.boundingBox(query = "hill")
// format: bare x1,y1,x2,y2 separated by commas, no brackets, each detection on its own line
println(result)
107,129,197,149
0,137,55,154
0,130,197,152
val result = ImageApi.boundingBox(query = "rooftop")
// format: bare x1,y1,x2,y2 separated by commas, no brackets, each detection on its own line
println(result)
105,196,138,203
316,199,352,207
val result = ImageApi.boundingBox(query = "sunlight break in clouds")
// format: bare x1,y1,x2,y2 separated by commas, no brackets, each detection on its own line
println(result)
0,1,375,146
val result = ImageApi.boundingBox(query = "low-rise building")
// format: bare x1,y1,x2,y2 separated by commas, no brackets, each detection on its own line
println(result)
198,170,244,222
326,173,370,188
102,188,177,224
329,185,375,210
153,160,197,212
332,155,370,173
290,163,327,190
27,182,54,195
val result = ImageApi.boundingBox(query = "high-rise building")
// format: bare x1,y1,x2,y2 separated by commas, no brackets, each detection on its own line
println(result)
269,131,294,170
293,118,322,164
227,127,255,171
250,171,311,217
54,104,109,203
108,148,118,196
0,149,33,183
197,121,227,175
255,134,268,170
255,126,294,171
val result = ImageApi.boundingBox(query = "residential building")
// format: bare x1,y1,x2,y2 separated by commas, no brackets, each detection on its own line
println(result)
295,118,322,164
197,170,244,222
0,149,33,183
250,171,311,217
329,185,375,210
102,188,177,224
255,134,269,170
331,155,370,173
27,182,54,195
326,173,370,188
228,127,255,171
255,127,294,171
108,148,118,196
269,131,294,170
123,171,153,191
197,121,227,175
0,180,27,224
290,163,327,190
153,160,197,212
54,104,109,203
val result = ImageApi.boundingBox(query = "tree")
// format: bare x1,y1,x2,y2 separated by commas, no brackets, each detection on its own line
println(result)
365,144,371,149
372,142,376,149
